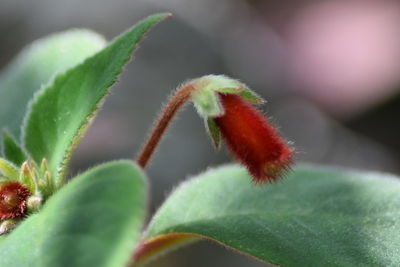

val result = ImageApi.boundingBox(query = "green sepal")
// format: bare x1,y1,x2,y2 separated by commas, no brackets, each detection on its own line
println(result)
205,118,221,150
212,87,242,94
190,75,265,118
20,162,36,193
214,87,265,104
191,87,223,118
192,75,245,92
238,88,265,104
43,171,54,198
2,130,27,166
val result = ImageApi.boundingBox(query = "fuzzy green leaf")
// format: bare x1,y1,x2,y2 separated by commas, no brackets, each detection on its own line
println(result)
144,164,400,266
2,131,27,166
0,158,19,180
0,29,107,138
23,14,169,183
0,161,147,267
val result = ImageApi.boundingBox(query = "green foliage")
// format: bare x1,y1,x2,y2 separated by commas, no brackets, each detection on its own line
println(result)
23,14,169,184
0,29,106,138
0,161,147,267
145,164,400,266
2,131,27,166
0,14,168,267
0,11,398,267
0,158,19,180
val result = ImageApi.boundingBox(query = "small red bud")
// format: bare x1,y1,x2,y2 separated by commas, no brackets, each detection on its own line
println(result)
214,93,293,183
0,182,31,220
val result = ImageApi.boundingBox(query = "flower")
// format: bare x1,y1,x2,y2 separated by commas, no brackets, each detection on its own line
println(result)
214,93,293,183
0,182,31,220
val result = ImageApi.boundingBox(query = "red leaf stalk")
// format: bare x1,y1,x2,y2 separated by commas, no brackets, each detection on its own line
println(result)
214,94,293,183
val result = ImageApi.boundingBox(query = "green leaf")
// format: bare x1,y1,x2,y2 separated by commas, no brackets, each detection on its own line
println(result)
0,158,19,180
0,29,107,138
0,160,147,267
2,131,27,166
23,13,170,184
143,164,400,266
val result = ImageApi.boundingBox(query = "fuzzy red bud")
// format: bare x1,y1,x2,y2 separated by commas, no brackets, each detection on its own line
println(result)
214,93,293,183
0,182,31,220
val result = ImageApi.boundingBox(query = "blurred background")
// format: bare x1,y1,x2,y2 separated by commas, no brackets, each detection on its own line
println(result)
1,0,400,266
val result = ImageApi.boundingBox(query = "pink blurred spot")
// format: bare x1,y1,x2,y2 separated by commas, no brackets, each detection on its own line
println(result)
287,1,400,116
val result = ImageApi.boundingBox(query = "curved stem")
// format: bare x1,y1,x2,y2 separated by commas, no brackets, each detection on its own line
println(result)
136,84,195,168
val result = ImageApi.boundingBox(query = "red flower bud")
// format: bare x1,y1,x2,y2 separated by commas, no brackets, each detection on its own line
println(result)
214,93,293,183
0,182,31,220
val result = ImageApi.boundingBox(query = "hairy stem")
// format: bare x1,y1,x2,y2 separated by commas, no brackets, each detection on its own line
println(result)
136,84,195,168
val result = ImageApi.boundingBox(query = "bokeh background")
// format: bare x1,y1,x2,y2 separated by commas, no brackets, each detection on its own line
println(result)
1,0,400,266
